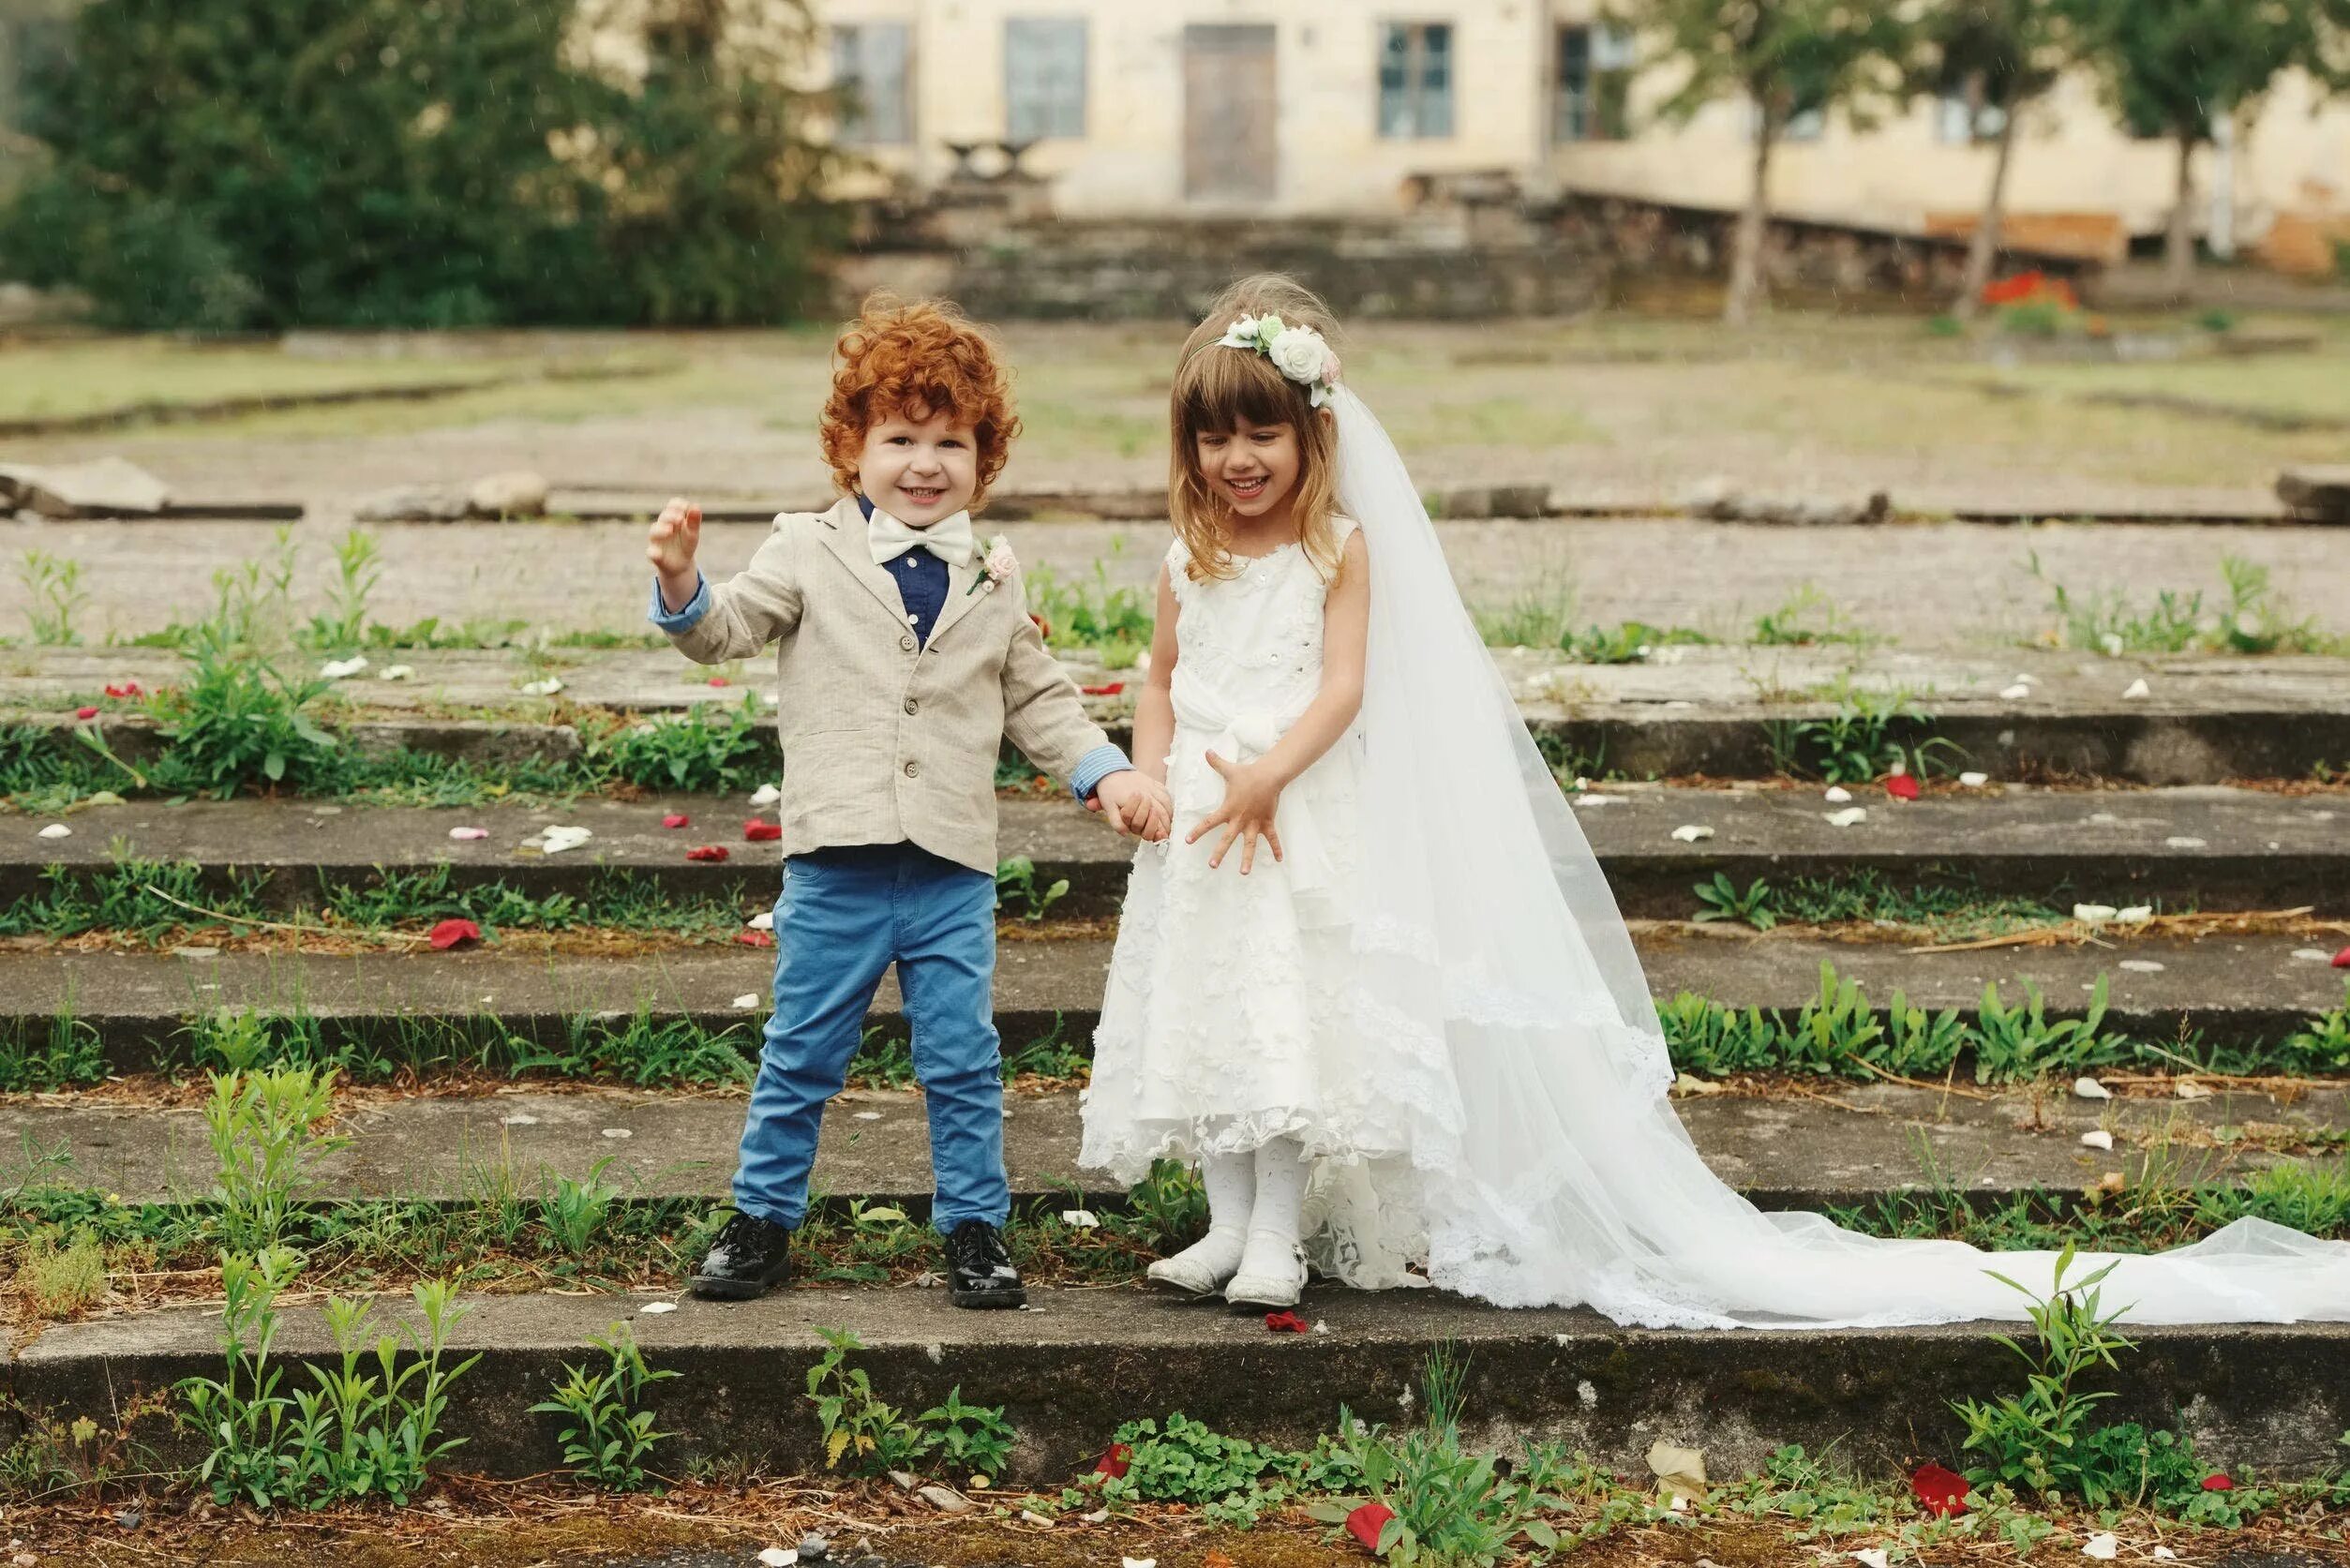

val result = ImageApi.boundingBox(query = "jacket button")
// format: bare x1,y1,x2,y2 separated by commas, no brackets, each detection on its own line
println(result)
899,634,916,652
904,697,918,715
904,759,920,779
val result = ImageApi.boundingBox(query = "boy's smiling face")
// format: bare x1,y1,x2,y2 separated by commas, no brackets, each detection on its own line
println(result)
860,404,979,529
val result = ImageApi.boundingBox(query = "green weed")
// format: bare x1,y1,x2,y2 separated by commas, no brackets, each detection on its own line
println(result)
994,856,1069,922
591,695,771,793
18,550,90,646
530,1321,678,1492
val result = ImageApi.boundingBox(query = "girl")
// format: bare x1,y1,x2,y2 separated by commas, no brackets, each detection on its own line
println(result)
1084,275,2350,1327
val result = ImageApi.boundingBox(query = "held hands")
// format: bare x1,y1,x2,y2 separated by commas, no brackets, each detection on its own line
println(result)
1092,769,1173,842
1189,751,1283,874
648,496,702,611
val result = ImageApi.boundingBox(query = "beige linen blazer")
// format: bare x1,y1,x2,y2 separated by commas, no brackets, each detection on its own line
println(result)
659,496,1113,874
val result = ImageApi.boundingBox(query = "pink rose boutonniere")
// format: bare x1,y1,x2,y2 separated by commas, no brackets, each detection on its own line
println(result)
967,533,1018,595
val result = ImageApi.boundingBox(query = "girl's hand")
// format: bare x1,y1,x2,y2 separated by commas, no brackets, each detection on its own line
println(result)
1189,752,1283,873
648,497,702,609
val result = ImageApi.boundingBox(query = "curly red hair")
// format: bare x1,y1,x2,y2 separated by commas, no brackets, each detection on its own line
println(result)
820,293,1020,507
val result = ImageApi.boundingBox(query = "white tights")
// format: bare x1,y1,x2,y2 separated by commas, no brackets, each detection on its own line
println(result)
1166,1136,1309,1280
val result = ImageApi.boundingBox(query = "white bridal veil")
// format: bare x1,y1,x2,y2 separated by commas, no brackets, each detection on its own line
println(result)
1321,385,2350,1327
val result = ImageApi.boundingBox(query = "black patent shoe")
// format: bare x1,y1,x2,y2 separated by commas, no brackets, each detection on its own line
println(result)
690,1211,794,1300
943,1219,1026,1309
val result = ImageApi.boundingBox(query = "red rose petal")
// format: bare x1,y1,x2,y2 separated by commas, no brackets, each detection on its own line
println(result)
735,929,774,948
2203,1473,2234,1491
1264,1309,1310,1334
1092,1441,1131,1479
74,706,98,720
1344,1501,1395,1552
104,682,142,698
427,918,481,951
662,814,691,829
685,844,729,862
707,677,730,687
1909,1460,1970,1516
2331,946,2350,969
743,819,783,842
1884,773,1920,800
1080,682,1126,696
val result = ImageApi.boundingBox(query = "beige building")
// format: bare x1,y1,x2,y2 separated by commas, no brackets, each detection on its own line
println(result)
815,0,2350,268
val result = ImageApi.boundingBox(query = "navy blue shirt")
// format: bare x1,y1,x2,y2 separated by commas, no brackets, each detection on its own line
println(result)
860,494,950,648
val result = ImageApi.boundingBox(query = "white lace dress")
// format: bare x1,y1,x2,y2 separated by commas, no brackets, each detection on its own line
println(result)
1080,522,1451,1289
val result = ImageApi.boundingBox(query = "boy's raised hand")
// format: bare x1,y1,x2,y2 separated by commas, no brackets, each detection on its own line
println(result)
648,497,702,611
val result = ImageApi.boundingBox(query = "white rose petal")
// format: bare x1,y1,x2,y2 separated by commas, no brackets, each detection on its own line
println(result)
380,664,414,681
1850,1550,1891,1568
2117,905,2153,923
2080,1129,2115,1151
37,823,70,840
2154,1550,2178,1561
758,1551,798,1568
639,1300,677,1315
2120,959,2164,974
2295,948,2335,962
747,910,774,930
601,1127,633,1140
1669,825,1714,843
2164,836,2206,849
2175,1081,2213,1100
733,993,761,1009
320,655,369,679
534,825,593,854
1823,786,1853,803
2100,633,2125,657
853,1111,883,1121
748,783,783,808
2082,1531,2119,1561
500,1113,541,1127
2073,903,2118,924
1957,770,1989,787
1059,1209,1100,1230
2121,679,2150,700
2000,682,2033,700
1123,1559,1158,1568
1825,807,1868,828
520,677,563,696
2072,1077,2112,1100
1573,794,1625,808
448,827,489,841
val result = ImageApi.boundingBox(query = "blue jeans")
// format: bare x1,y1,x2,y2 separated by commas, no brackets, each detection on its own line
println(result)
732,843,1009,1235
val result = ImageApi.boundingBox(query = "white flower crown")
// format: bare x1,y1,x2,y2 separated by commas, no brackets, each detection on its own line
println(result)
1215,314,1340,410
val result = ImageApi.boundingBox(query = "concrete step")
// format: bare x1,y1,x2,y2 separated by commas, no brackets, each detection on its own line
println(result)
7,930,2343,1074
7,786,2347,921
13,1283,2350,1482
12,646,2350,784
8,1080,2340,1215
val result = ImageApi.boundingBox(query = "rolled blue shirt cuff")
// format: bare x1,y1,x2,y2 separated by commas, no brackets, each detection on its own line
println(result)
649,574,710,633
1069,743,1132,803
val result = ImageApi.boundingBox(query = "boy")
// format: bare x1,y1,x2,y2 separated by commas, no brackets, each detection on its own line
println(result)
647,296,1169,1307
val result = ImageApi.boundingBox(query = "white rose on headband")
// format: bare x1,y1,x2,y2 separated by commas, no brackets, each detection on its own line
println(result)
1267,326,1333,386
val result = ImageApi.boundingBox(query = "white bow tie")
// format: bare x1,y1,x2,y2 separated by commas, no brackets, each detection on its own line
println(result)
867,505,975,568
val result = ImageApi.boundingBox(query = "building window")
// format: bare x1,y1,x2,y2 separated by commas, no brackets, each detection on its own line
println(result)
1378,22,1453,139
831,22,912,146
1936,75,2009,144
1005,18,1087,140
1553,24,1631,142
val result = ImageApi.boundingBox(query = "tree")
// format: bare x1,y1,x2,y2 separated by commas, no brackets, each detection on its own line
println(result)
0,0,844,328
2073,0,2349,300
1908,0,2077,319
1628,0,1912,324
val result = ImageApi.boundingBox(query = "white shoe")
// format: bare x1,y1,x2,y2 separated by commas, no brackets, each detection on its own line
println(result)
1145,1229,1245,1298
1222,1230,1307,1313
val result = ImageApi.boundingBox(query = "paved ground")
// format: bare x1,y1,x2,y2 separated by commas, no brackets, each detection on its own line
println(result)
7,513,2349,654
8,931,2343,1068
7,1080,2337,1211
7,785,2345,918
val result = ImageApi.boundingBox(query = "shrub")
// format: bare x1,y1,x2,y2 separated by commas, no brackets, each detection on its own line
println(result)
1,0,844,328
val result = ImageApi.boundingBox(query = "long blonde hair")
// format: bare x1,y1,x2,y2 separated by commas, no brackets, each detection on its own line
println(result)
1168,275,1345,583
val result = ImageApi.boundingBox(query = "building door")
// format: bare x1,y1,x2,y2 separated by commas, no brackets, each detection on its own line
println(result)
1183,24,1278,202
